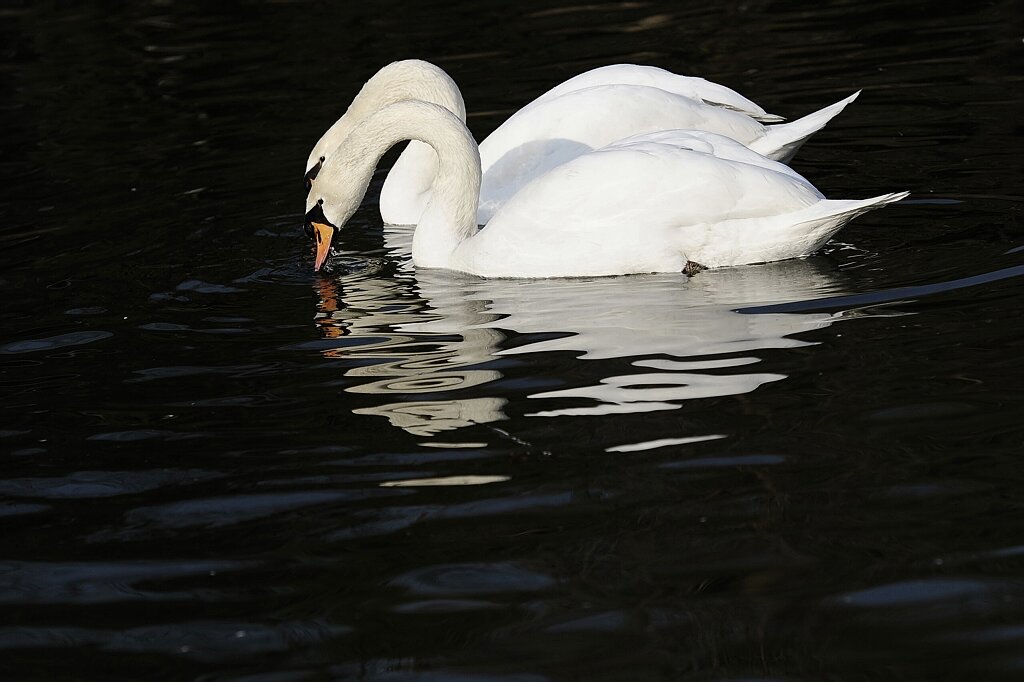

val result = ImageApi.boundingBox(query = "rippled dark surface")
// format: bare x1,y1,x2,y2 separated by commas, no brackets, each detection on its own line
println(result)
2,1,1023,679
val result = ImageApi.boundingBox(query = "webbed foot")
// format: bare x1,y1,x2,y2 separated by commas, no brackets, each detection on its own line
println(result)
683,260,707,276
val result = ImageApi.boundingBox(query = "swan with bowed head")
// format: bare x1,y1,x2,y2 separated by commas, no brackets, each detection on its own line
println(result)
306,60,859,226
303,61,907,277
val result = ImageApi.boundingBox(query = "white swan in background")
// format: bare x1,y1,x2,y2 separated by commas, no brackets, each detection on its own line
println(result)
305,60,779,180
471,86,858,224
305,60,857,225
305,100,907,277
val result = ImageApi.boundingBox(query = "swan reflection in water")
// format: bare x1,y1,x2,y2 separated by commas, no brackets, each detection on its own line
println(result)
313,228,851,444
313,272,507,440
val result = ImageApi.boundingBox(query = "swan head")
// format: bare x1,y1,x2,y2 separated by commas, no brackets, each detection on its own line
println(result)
305,168,367,272
303,199,336,273
303,97,476,273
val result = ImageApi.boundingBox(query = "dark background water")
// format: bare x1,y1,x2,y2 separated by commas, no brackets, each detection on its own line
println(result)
2,0,1023,680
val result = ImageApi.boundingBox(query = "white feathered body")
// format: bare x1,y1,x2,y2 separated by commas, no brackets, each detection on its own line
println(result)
310,101,906,280
388,85,858,225
444,132,905,278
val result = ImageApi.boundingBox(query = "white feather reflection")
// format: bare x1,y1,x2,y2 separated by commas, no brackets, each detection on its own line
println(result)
314,228,850,435
313,277,508,438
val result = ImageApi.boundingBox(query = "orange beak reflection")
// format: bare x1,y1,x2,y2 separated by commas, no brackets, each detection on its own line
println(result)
312,222,335,272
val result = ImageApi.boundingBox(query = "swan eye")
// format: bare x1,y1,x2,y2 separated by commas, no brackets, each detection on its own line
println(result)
318,198,324,205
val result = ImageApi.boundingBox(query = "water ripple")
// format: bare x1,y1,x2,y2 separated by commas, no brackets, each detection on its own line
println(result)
391,562,557,597
0,620,350,662
0,469,218,499
742,264,1024,314
0,559,255,605
0,331,113,354
126,490,401,530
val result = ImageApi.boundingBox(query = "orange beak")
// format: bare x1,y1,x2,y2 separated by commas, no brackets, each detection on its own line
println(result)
312,222,335,272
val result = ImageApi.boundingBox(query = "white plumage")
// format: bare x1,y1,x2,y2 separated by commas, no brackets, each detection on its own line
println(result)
307,60,856,226
307,100,907,278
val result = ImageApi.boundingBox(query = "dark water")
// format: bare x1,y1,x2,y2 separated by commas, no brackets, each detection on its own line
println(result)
2,0,1023,679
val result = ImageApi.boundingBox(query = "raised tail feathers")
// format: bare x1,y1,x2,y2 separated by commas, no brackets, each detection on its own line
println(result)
798,191,910,226
791,191,909,255
751,91,861,163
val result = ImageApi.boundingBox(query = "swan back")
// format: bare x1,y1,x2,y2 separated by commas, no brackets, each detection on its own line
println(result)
453,137,899,278
475,84,770,221
526,64,783,122
603,130,819,189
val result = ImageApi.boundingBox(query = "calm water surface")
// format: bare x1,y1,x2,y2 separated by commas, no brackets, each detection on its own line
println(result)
1,0,1023,679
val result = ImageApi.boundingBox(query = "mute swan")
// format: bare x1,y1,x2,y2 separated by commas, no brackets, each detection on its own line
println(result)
304,100,907,278
305,60,855,225
305,60,778,181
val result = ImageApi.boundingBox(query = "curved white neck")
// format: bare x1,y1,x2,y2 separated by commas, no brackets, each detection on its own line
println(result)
313,100,481,268
307,60,467,174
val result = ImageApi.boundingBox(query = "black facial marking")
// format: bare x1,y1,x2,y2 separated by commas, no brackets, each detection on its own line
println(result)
303,156,324,193
303,200,333,242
